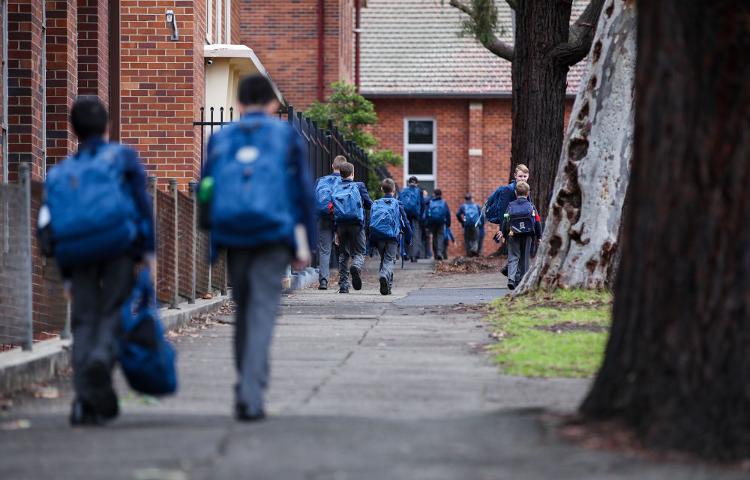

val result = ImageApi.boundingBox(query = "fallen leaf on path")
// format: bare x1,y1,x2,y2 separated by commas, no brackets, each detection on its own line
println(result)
33,386,59,399
0,419,31,430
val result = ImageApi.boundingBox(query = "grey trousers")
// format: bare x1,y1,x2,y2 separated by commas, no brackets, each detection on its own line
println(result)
71,256,135,406
408,217,421,259
318,217,334,283
228,246,291,415
507,236,532,286
375,239,398,286
429,224,446,260
464,225,479,256
337,223,365,289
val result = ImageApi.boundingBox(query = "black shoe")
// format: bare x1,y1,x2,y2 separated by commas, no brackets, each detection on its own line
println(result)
410,258,418,263
501,265,509,277
235,403,266,423
70,399,106,427
85,360,119,420
318,279,328,290
379,277,389,296
508,283,515,291
339,287,349,294
350,267,362,290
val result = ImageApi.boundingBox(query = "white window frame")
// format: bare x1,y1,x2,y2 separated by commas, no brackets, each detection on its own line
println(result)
206,0,213,43
216,0,222,44
403,117,437,188
225,0,231,44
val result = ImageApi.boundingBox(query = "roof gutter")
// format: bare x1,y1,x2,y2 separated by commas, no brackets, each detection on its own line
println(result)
361,91,577,100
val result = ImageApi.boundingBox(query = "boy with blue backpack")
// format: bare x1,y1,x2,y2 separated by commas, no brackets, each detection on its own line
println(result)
370,178,412,295
398,176,424,262
332,161,372,293
456,193,483,257
423,188,451,261
501,181,542,290
38,96,155,426
314,155,346,290
199,75,316,421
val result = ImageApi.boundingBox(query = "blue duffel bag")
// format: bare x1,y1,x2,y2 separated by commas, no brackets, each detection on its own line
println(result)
119,268,177,396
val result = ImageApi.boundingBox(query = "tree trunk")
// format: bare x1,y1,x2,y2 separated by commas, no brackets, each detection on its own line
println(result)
580,0,750,461
518,0,636,292
510,0,571,220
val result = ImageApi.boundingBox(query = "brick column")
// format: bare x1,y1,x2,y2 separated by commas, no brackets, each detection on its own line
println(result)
120,1,205,188
468,101,484,198
77,0,109,104
7,0,45,181
46,0,77,168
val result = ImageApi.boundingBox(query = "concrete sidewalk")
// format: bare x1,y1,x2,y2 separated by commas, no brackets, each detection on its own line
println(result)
0,259,745,479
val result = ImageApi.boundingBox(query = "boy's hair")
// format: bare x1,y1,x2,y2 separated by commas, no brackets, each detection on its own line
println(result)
515,164,529,175
70,96,108,140
515,181,530,197
339,162,354,179
408,176,419,185
332,155,347,169
381,178,395,194
238,74,277,106
433,188,442,198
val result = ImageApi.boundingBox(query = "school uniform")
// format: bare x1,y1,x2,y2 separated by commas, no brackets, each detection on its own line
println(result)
334,179,372,291
369,194,412,294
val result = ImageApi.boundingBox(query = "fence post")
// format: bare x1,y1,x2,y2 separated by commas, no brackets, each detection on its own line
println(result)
169,179,179,309
148,176,158,288
188,181,197,304
19,163,33,351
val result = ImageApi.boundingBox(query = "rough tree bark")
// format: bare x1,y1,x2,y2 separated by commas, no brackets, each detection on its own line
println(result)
451,0,605,219
518,0,636,292
580,0,750,460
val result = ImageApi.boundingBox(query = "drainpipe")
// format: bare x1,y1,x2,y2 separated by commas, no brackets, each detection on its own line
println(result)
317,0,325,101
354,0,361,91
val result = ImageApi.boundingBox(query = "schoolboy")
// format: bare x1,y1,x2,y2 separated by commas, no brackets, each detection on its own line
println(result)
200,75,316,421
398,176,424,262
489,163,531,245
315,155,346,290
333,162,373,293
501,181,542,290
39,96,155,426
456,193,482,257
370,178,412,295
423,188,451,261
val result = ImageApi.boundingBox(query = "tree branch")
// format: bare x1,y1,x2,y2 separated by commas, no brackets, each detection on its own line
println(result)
449,0,515,62
505,0,517,10
549,0,606,67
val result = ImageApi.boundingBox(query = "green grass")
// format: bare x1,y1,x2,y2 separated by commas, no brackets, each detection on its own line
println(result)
487,289,612,378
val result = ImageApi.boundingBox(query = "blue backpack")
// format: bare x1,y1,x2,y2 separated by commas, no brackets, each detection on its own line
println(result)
426,199,448,226
119,268,177,396
399,186,421,218
463,203,481,226
332,181,364,223
314,174,341,217
506,200,536,235
370,197,401,239
45,144,139,267
485,182,516,225
209,119,296,248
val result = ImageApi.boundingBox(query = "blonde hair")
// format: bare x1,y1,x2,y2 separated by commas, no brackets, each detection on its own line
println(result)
515,181,530,197
515,164,529,175
332,155,347,169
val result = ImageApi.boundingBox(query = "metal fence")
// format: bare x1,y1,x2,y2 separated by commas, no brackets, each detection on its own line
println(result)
0,165,227,352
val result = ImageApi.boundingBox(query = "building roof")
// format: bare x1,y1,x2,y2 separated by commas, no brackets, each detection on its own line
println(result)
360,0,588,97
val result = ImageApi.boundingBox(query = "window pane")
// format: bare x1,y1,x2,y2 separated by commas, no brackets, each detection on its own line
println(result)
408,120,433,144
408,151,433,175
419,181,435,196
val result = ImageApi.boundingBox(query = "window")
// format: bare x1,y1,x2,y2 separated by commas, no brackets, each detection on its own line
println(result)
206,0,213,43
404,118,436,194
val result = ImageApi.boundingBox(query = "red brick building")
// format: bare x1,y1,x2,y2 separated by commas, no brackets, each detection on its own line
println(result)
360,0,583,255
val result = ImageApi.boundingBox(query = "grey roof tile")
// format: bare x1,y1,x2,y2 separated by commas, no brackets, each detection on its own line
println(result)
360,0,589,96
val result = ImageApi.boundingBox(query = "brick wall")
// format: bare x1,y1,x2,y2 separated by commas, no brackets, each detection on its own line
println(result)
371,97,574,256
239,0,352,110
45,0,78,169
119,0,205,189
7,0,45,181
77,0,109,105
